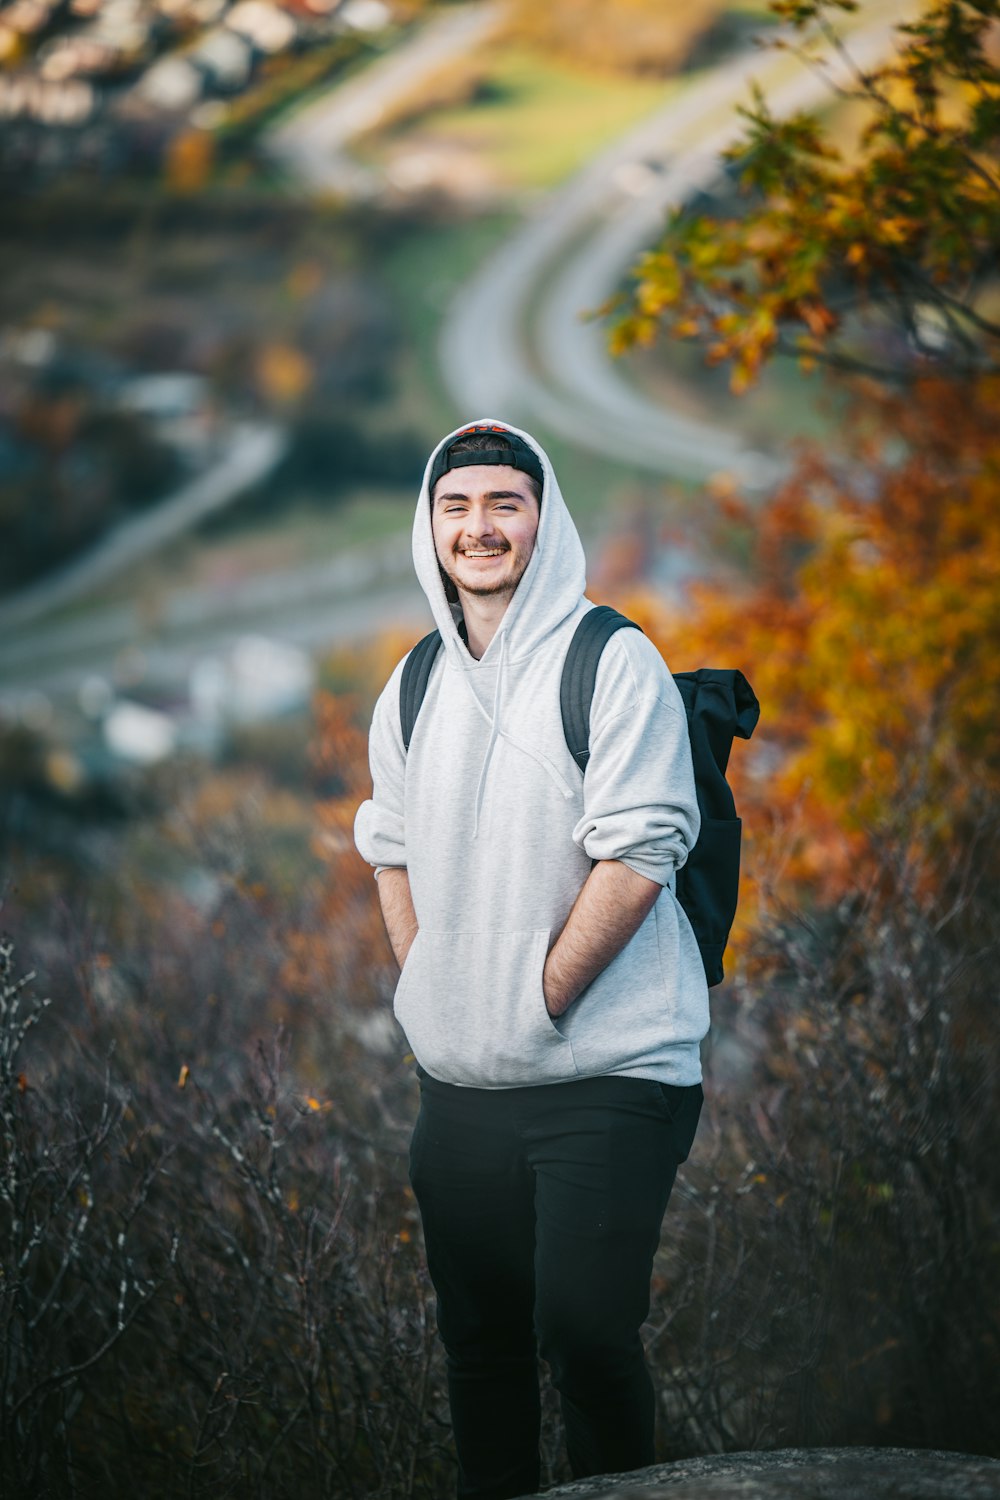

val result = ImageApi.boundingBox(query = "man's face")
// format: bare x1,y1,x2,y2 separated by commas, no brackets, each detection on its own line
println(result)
431,464,541,605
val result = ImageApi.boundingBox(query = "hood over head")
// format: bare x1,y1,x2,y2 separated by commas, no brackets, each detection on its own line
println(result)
413,417,586,666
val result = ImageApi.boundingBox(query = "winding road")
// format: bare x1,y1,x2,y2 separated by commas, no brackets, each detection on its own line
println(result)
266,2,504,194
438,0,915,485
0,422,287,636
1,0,914,710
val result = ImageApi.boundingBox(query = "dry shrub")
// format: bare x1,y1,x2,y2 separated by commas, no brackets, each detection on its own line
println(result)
2,669,998,1494
647,798,1000,1458
0,931,451,1499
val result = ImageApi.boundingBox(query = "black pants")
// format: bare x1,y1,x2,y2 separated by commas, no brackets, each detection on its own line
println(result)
409,1071,703,1500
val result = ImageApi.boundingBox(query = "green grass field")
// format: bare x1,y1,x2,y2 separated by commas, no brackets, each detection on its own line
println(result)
360,47,676,192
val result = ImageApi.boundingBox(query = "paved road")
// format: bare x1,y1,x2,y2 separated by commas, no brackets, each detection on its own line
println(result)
0,560,425,707
439,0,915,485
266,1,504,195
0,421,287,635
0,2,913,712
0,5,503,705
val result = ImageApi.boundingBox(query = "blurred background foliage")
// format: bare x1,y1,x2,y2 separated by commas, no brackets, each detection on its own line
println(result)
2,0,999,1493
614,0,1000,387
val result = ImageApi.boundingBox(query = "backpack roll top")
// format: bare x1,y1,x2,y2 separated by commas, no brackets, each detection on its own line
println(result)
671,670,760,987
672,670,760,811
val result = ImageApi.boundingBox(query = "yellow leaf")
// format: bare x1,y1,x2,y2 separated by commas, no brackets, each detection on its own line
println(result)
165,129,214,194
255,343,313,406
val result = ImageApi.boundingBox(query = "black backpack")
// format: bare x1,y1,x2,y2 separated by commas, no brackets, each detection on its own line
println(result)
399,605,759,987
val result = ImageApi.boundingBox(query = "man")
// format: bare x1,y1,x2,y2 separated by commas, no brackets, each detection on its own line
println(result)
354,420,707,1500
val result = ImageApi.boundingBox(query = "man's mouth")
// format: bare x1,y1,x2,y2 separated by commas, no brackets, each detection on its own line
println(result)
459,548,507,558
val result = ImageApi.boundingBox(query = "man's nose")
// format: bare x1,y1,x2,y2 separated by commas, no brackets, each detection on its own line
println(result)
465,510,499,537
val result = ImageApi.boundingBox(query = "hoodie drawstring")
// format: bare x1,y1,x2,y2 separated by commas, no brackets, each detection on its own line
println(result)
499,731,576,801
473,627,507,839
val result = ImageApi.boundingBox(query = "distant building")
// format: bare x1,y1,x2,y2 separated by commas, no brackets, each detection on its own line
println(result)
225,0,297,56
0,72,98,124
190,635,314,727
115,372,220,465
189,26,252,91
133,52,205,110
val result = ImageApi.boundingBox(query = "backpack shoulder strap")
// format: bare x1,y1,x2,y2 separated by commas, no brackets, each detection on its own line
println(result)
560,605,643,772
400,629,444,751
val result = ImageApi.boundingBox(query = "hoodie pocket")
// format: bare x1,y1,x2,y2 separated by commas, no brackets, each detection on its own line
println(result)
393,927,578,1088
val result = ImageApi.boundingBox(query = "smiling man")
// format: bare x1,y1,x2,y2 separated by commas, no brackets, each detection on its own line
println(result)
431,450,541,654
354,421,707,1500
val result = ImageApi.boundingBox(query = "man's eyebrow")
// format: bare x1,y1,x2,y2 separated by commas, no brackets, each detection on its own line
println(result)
434,488,530,504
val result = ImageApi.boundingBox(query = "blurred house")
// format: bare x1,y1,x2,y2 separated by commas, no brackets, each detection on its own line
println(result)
132,48,203,107
0,0,375,180
36,0,156,80
37,35,122,80
224,0,296,55
189,635,314,728
189,23,251,90
0,0,57,38
0,70,97,122
337,0,389,30
102,697,178,763
114,371,221,466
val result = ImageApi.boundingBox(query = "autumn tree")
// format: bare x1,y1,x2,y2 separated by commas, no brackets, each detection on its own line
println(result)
624,374,1000,909
598,8,1000,1451
613,0,1000,389
608,0,1000,901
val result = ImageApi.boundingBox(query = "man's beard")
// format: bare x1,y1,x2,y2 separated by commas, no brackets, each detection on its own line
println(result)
439,542,530,601
455,574,516,598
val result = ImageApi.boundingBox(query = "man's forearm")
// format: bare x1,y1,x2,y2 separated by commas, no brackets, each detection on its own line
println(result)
376,867,418,970
543,859,661,1018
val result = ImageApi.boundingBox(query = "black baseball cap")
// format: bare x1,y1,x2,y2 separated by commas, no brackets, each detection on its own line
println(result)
429,424,544,495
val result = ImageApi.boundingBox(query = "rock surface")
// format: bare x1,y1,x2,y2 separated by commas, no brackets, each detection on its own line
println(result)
533,1447,1000,1500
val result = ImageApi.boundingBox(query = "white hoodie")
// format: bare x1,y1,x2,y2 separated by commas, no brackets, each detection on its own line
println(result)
354,419,709,1088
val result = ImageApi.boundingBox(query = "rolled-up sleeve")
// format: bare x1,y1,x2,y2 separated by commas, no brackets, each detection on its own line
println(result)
571,633,699,886
354,661,407,872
